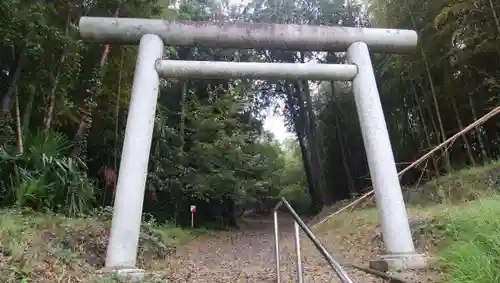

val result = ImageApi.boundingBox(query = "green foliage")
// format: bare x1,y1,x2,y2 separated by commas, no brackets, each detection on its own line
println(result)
278,138,310,213
0,0,496,230
279,184,311,214
314,0,500,206
438,197,500,283
1,0,500,280
0,0,313,226
0,131,95,217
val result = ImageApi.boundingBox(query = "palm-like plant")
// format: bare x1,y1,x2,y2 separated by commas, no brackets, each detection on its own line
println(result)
0,131,95,216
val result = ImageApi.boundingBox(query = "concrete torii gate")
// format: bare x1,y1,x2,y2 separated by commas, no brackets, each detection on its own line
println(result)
78,17,427,279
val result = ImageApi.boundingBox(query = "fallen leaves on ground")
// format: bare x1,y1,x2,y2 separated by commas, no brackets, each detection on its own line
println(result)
159,212,441,282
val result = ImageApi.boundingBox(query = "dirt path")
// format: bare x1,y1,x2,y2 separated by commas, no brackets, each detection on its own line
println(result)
160,212,439,282
159,213,380,282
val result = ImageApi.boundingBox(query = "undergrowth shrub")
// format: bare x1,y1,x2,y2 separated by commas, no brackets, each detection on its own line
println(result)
0,131,95,216
439,197,500,283
279,184,311,215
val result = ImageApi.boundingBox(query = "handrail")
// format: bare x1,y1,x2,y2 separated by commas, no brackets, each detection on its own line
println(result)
273,197,355,283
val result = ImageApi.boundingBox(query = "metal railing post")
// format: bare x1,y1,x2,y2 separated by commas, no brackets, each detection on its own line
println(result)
294,221,304,283
273,198,355,283
273,209,281,282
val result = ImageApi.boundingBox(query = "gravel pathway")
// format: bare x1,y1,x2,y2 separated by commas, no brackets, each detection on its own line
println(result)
159,213,440,282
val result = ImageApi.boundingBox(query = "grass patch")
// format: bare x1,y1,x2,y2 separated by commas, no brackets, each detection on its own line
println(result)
312,162,500,282
435,196,500,283
0,208,200,283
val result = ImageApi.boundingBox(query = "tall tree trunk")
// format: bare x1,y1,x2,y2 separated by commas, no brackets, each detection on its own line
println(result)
297,52,329,204
335,105,355,196
420,48,451,172
45,50,69,131
22,91,35,137
109,47,125,207
14,86,23,153
467,92,488,163
401,93,420,159
421,85,440,145
296,133,321,213
407,5,452,172
450,94,475,166
410,83,439,178
297,80,330,205
1,52,26,120
294,83,329,208
180,82,187,150
285,86,323,213
44,11,72,131
71,7,120,158
114,48,125,176
331,82,355,197
175,81,188,222
488,0,500,37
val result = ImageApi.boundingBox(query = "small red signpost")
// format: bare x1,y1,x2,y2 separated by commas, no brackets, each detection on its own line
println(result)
190,205,196,228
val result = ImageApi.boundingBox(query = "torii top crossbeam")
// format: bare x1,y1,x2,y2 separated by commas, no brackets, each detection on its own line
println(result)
78,17,418,53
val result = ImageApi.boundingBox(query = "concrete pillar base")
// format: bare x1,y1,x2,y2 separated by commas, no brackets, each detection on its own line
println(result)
97,267,145,282
369,253,428,272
